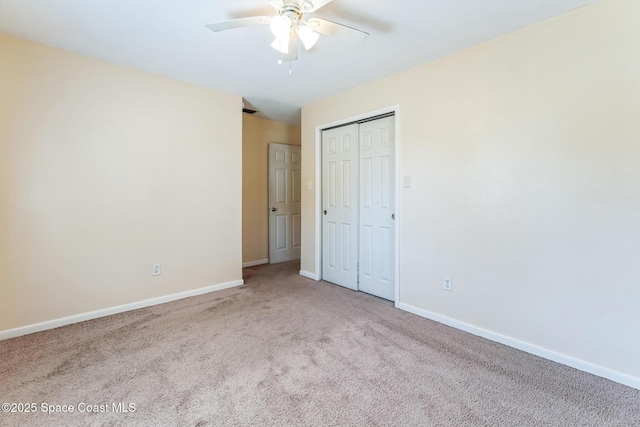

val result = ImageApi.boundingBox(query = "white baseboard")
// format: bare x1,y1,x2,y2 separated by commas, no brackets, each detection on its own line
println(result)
0,279,244,342
242,259,269,268
299,270,320,281
396,302,640,391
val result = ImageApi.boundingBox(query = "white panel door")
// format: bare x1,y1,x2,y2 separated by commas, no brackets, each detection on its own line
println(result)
358,116,395,300
269,143,301,264
322,124,359,290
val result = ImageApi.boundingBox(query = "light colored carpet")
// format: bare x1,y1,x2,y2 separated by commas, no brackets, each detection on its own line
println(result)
1,260,639,426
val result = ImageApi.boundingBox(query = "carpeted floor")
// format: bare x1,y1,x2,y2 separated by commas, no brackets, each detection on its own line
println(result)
1,260,639,426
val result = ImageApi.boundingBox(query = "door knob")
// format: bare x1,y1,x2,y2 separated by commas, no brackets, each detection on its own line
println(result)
323,210,327,215
392,213,395,220
271,207,277,212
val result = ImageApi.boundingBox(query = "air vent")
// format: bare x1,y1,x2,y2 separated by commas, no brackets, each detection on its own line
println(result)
242,108,257,114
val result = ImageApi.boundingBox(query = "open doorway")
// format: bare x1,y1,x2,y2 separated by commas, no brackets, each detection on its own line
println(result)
241,114,301,267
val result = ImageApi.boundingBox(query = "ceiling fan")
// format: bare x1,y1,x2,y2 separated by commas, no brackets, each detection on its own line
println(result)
205,0,369,68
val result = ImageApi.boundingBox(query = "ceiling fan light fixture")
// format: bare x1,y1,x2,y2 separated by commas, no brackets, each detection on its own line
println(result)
270,15,291,38
297,24,319,50
271,36,290,54
205,0,370,71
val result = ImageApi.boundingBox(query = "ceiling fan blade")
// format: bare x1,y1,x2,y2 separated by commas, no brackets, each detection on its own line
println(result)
301,0,333,13
307,18,369,42
266,0,284,10
205,16,270,32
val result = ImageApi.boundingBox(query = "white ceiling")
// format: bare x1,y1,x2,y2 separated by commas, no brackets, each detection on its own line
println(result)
0,0,597,126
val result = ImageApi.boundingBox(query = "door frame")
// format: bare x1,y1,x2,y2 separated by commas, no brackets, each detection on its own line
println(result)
313,105,401,304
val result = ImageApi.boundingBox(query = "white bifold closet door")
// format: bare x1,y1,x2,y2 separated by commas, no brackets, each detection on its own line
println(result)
322,116,395,301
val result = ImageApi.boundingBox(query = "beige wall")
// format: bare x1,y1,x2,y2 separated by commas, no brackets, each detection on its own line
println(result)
0,36,243,331
301,0,640,380
242,115,300,264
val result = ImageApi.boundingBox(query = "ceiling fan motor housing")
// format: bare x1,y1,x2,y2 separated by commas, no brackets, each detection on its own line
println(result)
281,3,303,28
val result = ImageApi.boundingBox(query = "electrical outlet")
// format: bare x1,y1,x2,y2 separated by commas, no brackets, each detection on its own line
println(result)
152,264,161,276
443,277,452,291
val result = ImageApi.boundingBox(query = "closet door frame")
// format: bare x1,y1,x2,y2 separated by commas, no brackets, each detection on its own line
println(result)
313,105,401,304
